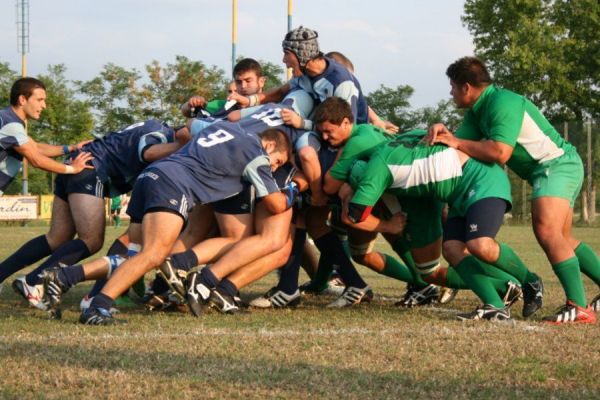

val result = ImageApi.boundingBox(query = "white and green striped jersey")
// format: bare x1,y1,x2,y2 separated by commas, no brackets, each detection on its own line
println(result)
455,85,574,181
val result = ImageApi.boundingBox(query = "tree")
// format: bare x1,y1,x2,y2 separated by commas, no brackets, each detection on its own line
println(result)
0,62,18,106
462,0,600,121
366,84,415,130
259,60,285,91
76,63,141,133
410,100,463,132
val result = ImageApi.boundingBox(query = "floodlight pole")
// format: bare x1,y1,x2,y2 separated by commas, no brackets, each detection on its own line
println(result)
232,0,237,77
17,0,30,195
286,0,293,80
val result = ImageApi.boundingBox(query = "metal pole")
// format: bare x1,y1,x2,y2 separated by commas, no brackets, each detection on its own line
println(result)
232,0,237,77
286,0,293,80
17,0,29,195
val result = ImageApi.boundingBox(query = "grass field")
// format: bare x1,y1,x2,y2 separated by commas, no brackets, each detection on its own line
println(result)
1,225,599,399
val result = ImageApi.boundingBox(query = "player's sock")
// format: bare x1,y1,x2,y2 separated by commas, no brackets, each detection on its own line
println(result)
390,237,427,287
170,249,199,272
150,275,170,294
575,242,600,286
494,243,537,285
315,232,366,289
0,235,52,284
444,266,470,289
57,264,85,289
381,254,415,283
88,239,129,297
107,238,128,257
88,255,126,297
311,254,334,291
25,239,91,286
552,257,587,307
199,267,220,288
216,278,238,298
277,229,306,295
89,292,114,311
454,255,505,308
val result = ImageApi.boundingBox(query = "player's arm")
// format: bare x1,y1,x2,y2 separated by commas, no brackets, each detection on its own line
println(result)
368,107,399,134
36,138,93,157
343,201,405,234
140,129,190,163
15,140,93,174
323,149,345,195
297,144,328,206
180,96,208,117
229,83,291,108
430,124,513,165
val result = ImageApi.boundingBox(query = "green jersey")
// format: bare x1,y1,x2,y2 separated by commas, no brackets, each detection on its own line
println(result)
328,124,393,181
455,85,574,181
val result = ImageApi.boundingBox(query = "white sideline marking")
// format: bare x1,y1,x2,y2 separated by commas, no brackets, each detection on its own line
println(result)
0,321,546,343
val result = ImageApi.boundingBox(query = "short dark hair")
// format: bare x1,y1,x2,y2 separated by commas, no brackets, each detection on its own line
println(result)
10,77,46,106
233,58,263,78
313,97,354,126
326,51,354,73
258,128,291,158
446,56,492,87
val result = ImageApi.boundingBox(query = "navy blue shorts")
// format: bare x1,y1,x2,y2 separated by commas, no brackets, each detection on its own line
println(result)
213,185,253,215
443,198,509,243
127,169,193,224
54,169,108,201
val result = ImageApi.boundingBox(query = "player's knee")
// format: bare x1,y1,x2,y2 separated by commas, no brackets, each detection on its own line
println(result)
442,241,465,266
465,238,497,263
349,241,375,266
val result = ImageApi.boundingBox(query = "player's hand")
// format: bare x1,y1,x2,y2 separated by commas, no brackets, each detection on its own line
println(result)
280,108,303,129
74,139,93,151
432,130,460,149
426,123,450,145
384,212,406,235
228,93,250,108
187,96,207,109
383,120,399,134
70,152,94,173
281,182,300,208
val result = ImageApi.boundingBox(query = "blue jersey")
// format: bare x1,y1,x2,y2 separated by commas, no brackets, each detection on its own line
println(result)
149,121,280,205
289,57,369,124
238,101,308,148
0,107,28,194
82,119,175,194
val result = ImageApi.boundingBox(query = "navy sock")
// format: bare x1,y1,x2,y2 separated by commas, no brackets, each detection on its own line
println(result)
217,278,238,297
106,238,128,257
26,239,91,286
199,267,220,288
58,264,85,289
89,292,114,311
170,249,198,272
0,235,52,284
314,232,366,289
277,229,306,294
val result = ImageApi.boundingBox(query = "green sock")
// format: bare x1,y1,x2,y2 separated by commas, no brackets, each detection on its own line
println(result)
477,261,520,288
312,256,334,291
391,237,427,287
552,257,587,307
381,254,415,284
454,256,505,308
495,243,537,285
575,242,600,286
445,266,470,289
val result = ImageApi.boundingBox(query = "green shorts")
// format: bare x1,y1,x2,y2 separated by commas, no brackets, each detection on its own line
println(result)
447,159,512,218
399,196,443,249
528,149,583,208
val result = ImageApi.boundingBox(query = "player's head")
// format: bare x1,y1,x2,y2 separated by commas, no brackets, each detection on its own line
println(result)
282,90,315,119
258,128,291,171
313,97,354,147
10,77,47,120
446,56,492,108
233,58,266,96
282,26,321,72
227,80,237,95
326,51,354,74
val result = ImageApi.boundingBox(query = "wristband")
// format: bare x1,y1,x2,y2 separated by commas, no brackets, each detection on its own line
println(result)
248,95,259,107
64,165,75,174
63,145,70,155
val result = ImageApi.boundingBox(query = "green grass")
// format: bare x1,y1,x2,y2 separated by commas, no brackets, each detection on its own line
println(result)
1,225,600,399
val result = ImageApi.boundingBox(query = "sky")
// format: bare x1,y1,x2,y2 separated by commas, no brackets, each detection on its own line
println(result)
0,0,474,109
